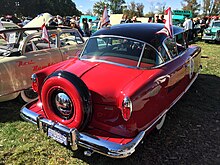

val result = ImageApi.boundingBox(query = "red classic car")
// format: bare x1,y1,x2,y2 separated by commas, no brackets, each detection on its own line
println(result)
20,23,201,158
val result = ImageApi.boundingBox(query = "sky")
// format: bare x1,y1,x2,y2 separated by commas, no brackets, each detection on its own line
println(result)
73,0,184,14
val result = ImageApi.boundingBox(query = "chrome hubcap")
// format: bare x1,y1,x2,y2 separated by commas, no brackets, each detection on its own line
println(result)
55,92,73,117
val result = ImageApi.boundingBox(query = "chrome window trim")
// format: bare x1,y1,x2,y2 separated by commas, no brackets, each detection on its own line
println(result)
153,32,187,69
137,43,146,67
58,28,85,46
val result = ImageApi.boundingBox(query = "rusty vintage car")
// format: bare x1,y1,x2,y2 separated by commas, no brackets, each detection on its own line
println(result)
20,23,201,158
0,27,84,102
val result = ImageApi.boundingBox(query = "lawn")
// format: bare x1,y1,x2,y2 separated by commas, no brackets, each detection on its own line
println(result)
0,41,220,165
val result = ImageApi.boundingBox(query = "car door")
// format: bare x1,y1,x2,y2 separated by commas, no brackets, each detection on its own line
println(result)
0,31,63,96
58,29,84,60
0,30,26,97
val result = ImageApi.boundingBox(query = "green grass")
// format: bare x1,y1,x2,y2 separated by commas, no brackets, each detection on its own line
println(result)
198,41,220,76
0,41,220,164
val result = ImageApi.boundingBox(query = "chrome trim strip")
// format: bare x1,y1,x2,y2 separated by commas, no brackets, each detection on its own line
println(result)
0,87,32,97
80,58,141,69
20,71,199,158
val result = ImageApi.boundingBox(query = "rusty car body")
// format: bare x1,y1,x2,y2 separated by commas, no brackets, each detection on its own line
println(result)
0,27,84,102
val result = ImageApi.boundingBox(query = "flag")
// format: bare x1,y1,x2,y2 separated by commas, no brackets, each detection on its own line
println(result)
156,7,173,38
41,22,50,47
0,20,6,41
101,6,110,28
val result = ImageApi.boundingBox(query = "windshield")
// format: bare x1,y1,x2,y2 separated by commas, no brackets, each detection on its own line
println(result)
80,36,145,67
0,30,27,56
0,31,22,54
212,22,220,28
0,31,20,46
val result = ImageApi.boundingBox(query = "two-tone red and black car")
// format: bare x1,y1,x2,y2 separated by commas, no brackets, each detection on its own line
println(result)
20,23,201,158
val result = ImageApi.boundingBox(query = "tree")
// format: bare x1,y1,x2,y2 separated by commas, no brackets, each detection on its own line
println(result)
123,1,145,18
109,0,125,14
93,0,109,17
136,3,144,17
181,0,201,17
155,2,167,14
202,0,220,15
85,9,93,16
0,0,82,17
147,2,156,17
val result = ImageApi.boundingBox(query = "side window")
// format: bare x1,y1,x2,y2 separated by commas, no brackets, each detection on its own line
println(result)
157,46,170,62
97,38,107,50
25,35,55,53
164,38,178,58
175,33,187,54
140,44,163,68
60,31,83,47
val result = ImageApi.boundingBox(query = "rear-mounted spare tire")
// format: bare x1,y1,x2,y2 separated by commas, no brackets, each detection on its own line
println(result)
41,71,92,130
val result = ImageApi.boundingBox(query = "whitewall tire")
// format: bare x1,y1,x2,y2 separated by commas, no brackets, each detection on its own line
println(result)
20,89,38,103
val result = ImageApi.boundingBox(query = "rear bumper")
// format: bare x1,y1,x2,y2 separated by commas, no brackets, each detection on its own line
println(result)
202,35,215,41
20,106,145,158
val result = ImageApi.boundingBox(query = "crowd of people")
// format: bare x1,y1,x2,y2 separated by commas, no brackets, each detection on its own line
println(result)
120,14,219,42
1,13,219,41
183,16,219,42
47,15,93,37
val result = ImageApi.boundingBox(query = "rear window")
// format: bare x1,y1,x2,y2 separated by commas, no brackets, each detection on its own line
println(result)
81,36,144,67
81,36,166,68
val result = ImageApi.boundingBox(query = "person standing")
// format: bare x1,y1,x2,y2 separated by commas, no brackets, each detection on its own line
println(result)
82,18,90,37
88,19,93,36
148,17,153,23
160,15,166,23
200,16,207,39
183,16,193,42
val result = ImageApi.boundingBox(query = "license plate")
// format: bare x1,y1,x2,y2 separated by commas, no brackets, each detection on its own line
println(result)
47,127,68,146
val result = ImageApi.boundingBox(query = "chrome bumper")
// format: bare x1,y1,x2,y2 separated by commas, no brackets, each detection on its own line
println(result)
20,106,146,158
202,35,215,41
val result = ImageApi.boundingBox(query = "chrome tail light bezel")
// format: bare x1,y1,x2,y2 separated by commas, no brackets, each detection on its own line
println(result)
121,96,133,121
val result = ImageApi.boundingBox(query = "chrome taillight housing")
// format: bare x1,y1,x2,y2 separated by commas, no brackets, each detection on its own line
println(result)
31,74,38,92
122,97,133,121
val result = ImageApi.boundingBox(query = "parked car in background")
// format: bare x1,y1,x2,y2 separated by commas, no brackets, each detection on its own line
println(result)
1,21,20,29
20,23,201,158
202,20,220,43
0,27,84,102
91,20,99,34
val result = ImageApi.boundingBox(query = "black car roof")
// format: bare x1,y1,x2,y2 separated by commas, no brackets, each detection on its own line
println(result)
93,23,184,47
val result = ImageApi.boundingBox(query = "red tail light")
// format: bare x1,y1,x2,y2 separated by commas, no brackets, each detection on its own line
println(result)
31,74,38,92
122,97,133,121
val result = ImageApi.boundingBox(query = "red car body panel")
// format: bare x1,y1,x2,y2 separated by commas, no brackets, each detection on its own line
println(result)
20,23,201,158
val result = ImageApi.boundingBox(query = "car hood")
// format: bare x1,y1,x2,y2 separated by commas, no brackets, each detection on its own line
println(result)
23,13,53,28
59,59,144,105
